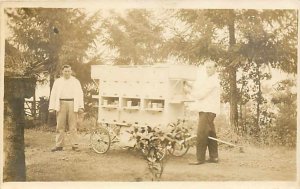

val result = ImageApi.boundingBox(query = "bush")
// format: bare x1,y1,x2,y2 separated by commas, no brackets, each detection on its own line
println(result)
269,79,297,147
242,79,297,147
83,83,99,119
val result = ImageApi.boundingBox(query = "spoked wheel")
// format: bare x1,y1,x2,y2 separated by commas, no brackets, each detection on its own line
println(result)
147,147,164,181
169,141,190,157
90,127,111,154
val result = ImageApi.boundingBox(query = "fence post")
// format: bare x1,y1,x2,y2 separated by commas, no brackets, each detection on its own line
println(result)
32,92,36,119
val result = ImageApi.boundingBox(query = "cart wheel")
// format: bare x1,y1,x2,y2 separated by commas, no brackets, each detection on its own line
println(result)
147,147,164,180
90,127,111,154
170,141,190,157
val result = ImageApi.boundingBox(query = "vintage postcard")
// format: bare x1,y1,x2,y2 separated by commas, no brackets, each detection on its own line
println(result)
0,0,299,189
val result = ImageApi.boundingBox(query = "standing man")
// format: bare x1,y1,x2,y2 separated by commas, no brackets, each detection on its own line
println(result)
185,60,221,165
49,64,84,152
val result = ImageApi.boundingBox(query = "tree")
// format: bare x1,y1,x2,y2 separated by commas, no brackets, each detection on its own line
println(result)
271,79,297,147
165,9,297,133
5,8,101,87
165,9,240,130
100,9,166,65
4,8,101,180
3,40,34,181
237,10,297,132
3,77,36,181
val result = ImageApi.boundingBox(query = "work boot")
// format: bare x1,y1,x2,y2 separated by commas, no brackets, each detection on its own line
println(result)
188,160,205,165
72,146,80,152
207,158,219,163
51,146,63,152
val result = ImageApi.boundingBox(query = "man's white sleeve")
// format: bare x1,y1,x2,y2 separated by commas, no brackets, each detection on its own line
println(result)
48,80,58,110
77,80,84,109
191,79,218,100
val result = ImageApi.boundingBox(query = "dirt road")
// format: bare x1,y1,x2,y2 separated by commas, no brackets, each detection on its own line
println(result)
24,129,296,181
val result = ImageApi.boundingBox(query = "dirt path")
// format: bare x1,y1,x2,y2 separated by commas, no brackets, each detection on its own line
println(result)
24,129,296,181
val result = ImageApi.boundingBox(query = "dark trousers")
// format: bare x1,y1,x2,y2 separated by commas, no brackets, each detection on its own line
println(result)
196,112,218,162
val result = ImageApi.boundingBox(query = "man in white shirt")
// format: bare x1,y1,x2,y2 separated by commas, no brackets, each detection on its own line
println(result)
185,60,221,165
49,64,84,152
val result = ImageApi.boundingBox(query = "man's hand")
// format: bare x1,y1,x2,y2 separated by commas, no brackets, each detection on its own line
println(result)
78,108,84,114
183,81,193,95
183,85,192,94
184,81,193,88
49,109,55,113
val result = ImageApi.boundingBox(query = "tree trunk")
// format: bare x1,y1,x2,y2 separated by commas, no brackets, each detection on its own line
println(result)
3,98,26,181
256,63,261,132
3,76,36,182
239,104,243,135
229,69,239,131
39,97,48,125
228,10,239,131
242,104,247,134
239,76,245,135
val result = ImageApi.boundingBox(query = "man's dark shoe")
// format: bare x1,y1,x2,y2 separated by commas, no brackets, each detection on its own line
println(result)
51,147,63,152
208,158,219,163
72,146,80,152
189,161,205,165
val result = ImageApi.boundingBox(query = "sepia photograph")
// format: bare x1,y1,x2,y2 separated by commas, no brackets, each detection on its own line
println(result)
1,0,299,189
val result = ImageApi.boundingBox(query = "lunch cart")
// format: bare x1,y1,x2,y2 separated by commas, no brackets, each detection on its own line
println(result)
89,64,198,154
90,64,197,178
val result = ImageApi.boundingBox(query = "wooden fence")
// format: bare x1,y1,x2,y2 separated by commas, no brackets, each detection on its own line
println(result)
24,98,49,124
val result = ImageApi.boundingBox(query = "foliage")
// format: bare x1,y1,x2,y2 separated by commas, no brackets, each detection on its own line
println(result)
126,125,169,181
82,82,99,119
5,8,101,85
239,78,296,147
5,8,297,147
4,40,32,77
269,79,296,147
101,9,166,65
168,9,297,134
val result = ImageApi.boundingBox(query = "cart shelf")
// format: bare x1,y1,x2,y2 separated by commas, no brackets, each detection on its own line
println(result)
144,108,164,112
169,99,195,103
122,106,140,110
101,105,119,109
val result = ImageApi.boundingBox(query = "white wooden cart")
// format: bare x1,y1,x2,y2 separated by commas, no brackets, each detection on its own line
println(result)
90,64,197,153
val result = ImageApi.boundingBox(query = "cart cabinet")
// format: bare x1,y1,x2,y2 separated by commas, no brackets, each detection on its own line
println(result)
91,64,197,128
